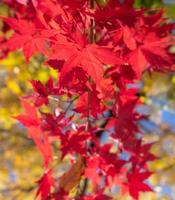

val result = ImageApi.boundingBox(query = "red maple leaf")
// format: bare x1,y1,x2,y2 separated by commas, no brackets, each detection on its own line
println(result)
127,170,153,200
15,100,53,167
75,85,103,117
3,17,57,60
15,99,40,126
28,126,53,167
112,89,140,136
51,31,122,88
30,77,54,106
84,156,102,188
130,140,157,167
61,130,91,158
36,169,55,200
128,32,173,77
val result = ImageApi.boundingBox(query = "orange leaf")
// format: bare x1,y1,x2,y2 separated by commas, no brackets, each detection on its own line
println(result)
59,155,85,192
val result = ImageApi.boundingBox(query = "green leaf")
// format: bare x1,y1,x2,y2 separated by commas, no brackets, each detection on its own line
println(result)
134,0,163,8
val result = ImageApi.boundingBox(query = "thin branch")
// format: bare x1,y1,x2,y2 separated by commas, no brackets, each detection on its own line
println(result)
82,0,95,197
80,178,88,197
64,95,79,114
90,0,95,43
85,90,91,131
86,0,96,132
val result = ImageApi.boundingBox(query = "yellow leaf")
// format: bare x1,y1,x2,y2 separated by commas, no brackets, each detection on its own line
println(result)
150,156,175,170
0,52,24,67
7,80,21,95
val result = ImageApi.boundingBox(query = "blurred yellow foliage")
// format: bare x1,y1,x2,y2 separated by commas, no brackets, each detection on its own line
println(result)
0,50,57,199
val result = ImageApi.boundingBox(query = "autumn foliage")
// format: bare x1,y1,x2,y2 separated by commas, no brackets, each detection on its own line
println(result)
0,0,175,199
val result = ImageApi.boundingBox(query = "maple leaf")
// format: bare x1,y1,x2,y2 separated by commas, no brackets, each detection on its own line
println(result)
112,24,137,50
59,67,88,93
106,64,136,90
36,169,55,200
128,33,173,77
51,32,122,88
15,100,53,166
40,113,60,132
130,140,157,167
123,26,137,50
75,85,103,117
28,126,53,167
37,0,67,20
59,155,85,192
30,77,54,106
112,90,140,136
61,131,91,157
3,17,56,60
101,155,126,177
127,170,153,200
96,77,115,101
84,156,102,188
15,99,40,126
94,2,141,30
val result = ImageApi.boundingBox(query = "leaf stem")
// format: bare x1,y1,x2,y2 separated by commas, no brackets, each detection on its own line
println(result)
86,0,95,132
82,0,96,197
64,95,79,114
90,0,95,43
80,178,88,197
86,89,91,131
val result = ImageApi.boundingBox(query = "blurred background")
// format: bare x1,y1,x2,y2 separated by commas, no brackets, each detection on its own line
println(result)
0,0,175,199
